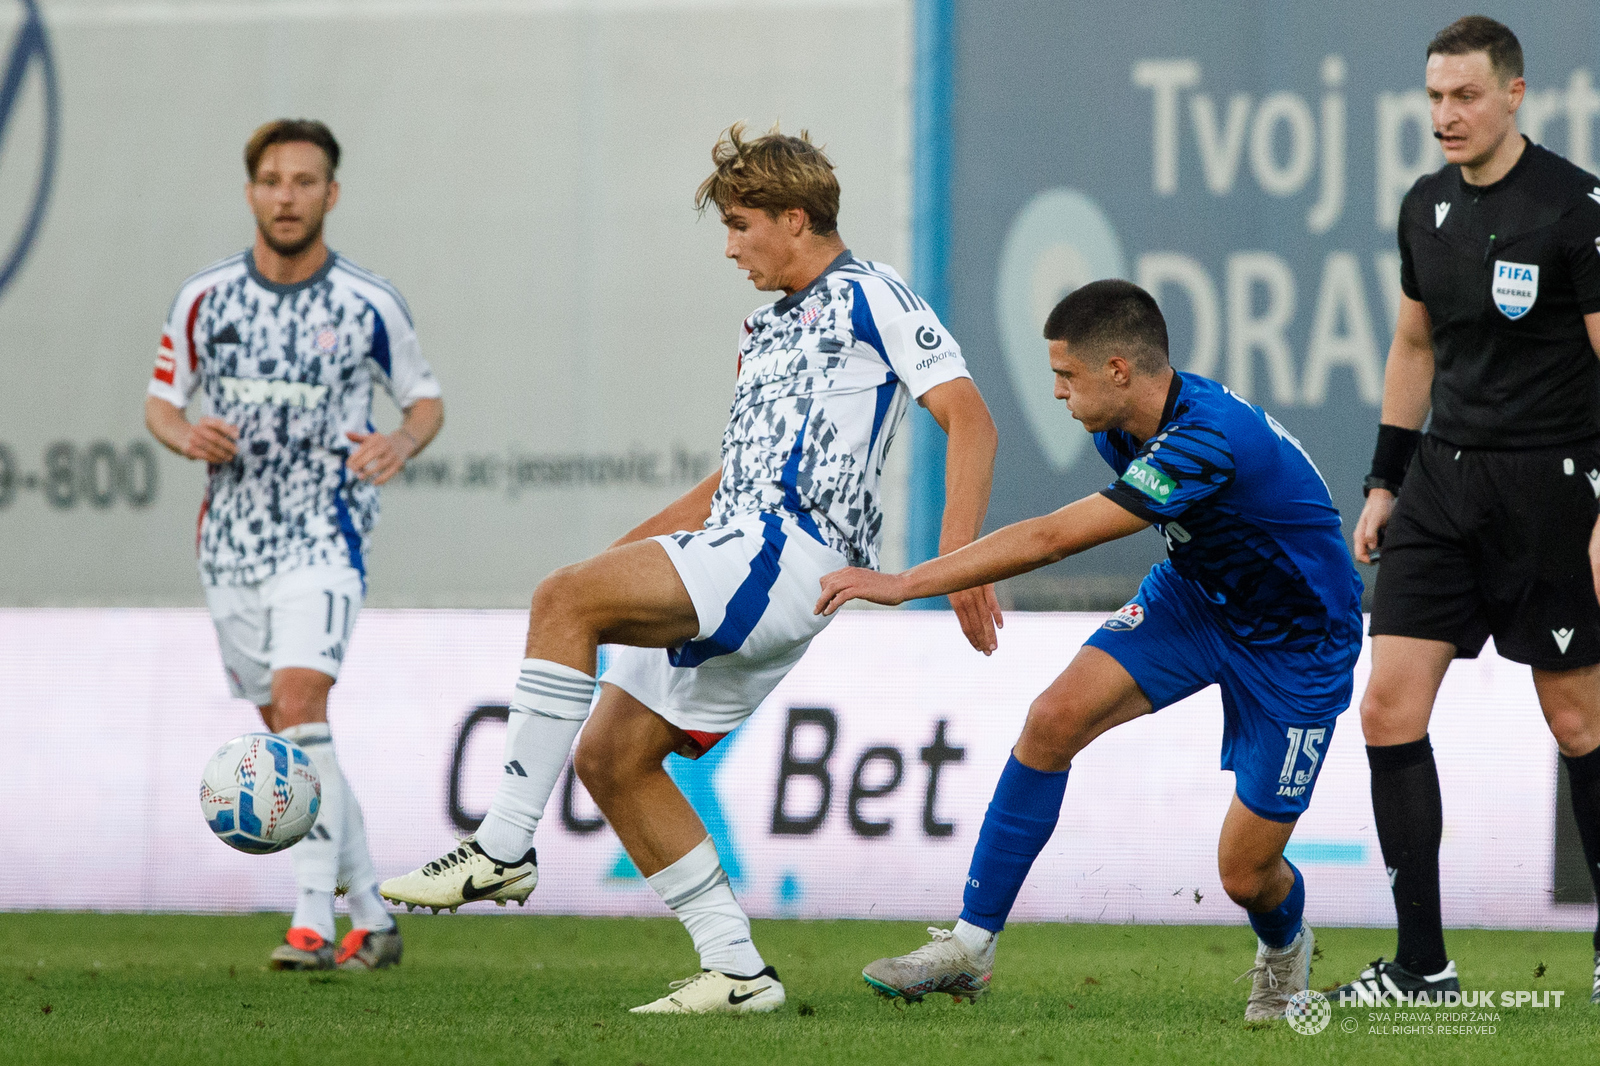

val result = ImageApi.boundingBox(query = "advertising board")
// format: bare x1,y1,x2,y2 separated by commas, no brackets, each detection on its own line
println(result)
1,608,1588,930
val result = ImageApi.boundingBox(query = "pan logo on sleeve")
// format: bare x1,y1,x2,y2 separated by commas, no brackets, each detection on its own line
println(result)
1491,260,1538,321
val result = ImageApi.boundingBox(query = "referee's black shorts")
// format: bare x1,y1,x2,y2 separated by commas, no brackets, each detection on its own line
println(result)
1370,434,1600,669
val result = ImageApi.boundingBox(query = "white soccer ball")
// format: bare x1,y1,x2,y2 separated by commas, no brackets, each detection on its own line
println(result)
200,733,321,854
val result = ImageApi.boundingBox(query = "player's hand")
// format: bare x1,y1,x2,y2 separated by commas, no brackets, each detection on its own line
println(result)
815,567,908,615
1352,489,1395,564
949,583,1004,656
183,417,239,463
345,430,416,485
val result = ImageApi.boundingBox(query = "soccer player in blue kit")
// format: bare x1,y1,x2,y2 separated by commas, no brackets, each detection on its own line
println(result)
817,280,1363,1020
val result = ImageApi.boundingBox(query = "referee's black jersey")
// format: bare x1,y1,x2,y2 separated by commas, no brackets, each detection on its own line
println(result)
1399,138,1600,449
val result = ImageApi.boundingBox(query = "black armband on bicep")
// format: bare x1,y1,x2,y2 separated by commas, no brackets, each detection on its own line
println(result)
1366,424,1421,494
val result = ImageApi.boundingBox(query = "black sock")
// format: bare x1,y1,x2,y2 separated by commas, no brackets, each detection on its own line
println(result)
1368,737,1447,975
1561,744,1600,953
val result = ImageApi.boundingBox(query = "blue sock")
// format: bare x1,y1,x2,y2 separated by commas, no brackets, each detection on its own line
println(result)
958,754,1070,933
1248,861,1305,948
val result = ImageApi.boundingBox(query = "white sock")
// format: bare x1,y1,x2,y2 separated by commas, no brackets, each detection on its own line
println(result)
335,774,391,930
646,836,765,977
953,919,998,961
281,723,341,933
346,883,394,933
475,659,595,863
291,887,336,941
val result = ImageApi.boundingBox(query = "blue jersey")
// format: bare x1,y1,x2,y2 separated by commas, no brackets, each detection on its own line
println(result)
1095,372,1361,651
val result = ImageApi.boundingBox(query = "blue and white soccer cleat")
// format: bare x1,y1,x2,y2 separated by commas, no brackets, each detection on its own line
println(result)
861,927,993,1003
1238,922,1314,1021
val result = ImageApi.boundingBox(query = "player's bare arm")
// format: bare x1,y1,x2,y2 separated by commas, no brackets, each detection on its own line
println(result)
817,493,1147,615
609,467,722,549
144,395,239,463
346,395,444,484
919,376,1002,653
1353,293,1434,564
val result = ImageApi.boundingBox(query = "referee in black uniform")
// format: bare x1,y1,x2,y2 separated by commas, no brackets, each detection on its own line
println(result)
1340,17,1600,1004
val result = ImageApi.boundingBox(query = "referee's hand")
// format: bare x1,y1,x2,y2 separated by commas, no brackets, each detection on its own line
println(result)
1353,489,1395,565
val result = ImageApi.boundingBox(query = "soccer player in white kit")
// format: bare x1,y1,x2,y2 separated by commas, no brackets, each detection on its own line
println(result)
380,125,1000,1012
145,120,443,971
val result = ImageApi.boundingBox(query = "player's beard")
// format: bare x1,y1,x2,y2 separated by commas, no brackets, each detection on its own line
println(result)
258,215,324,259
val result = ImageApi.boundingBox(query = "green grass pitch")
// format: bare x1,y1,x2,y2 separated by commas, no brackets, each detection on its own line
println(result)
2,913,1593,1065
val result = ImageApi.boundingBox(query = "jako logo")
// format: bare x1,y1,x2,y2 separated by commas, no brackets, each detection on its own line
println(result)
0,0,60,304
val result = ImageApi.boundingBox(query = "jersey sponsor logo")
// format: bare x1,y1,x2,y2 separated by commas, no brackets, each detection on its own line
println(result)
1434,201,1451,227
1120,458,1175,501
915,326,944,350
153,335,176,384
915,350,954,372
218,376,329,408
1102,602,1145,631
1491,260,1539,320
1553,628,1575,654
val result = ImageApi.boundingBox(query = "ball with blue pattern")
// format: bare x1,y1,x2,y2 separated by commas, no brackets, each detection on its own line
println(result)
200,733,321,854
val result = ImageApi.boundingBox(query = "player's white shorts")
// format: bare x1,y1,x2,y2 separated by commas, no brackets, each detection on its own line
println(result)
603,511,846,757
203,564,365,706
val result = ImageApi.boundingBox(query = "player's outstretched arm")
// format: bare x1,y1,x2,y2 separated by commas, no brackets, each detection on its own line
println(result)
920,377,1002,653
608,467,723,549
1354,295,1433,564
144,395,239,463
816,493,1148,615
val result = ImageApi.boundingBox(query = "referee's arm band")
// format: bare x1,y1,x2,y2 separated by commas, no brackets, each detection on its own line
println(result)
1366,424,1421,495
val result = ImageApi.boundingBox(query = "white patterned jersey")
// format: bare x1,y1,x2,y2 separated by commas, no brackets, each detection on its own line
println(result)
148,251,440,586
708,252,970,568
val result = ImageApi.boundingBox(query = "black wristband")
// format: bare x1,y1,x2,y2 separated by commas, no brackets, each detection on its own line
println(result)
1368,424,1421,489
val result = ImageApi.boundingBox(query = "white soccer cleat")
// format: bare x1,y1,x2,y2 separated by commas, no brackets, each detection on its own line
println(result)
629,967,786,1014
378,837,537,911
861,927,993,1003
1239,922,1314,1021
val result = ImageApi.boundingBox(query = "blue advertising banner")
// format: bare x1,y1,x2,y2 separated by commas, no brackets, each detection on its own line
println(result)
942,2,1600,606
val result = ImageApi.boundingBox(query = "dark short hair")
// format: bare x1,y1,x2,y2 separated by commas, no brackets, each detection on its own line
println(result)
245,119,341,180
1043,279,1169,374
695,123,840,236
1427,16,1523,84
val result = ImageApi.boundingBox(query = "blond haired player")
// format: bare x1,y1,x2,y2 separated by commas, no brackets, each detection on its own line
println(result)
381,125,999,1013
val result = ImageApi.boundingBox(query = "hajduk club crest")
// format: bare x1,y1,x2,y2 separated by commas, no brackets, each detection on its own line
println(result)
1491,260,1538,320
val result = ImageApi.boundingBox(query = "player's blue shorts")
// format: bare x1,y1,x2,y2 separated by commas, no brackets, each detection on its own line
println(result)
1084,562,1359,822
